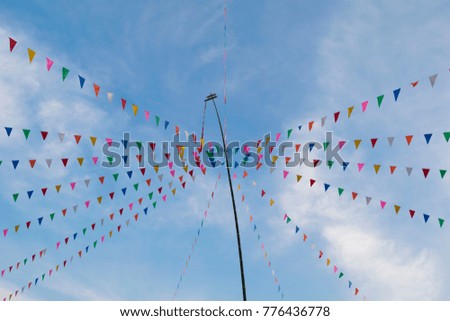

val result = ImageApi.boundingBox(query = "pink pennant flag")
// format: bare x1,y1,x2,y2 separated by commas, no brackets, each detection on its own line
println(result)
170,170,175,177
361,101,368,112
85,200,90,208
101,236,105,242
357,163,365,172
56,242,61,250
380,200,386,209
168,162,173,169
129,203,133,211
92,157,98,165
3,229,7,237
258,154,263,160
333,266,338,273
233,173,237,179
162,195,167,202
338,141,346,150
283,170,289,179
145,110,150,121
106,138,113,146
70,182,76,190
46,57,54,71
276,133,281,142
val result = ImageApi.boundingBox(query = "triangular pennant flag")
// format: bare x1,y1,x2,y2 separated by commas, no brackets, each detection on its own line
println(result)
354,139,361,150
423,214,430,223
40,131,48,140
77,157,84,166
46,57,53,71
424,133,432,144
112,173,119,181
61,158,68,167
406,167,413,176
342,162,349,171
287,129,292,139
347,106,354,118
309,179,316,187
27,48,36,63
439,169,447,179
12,193,19,202
323,141,330,150
377,95,384,107
370,138,378,148
357,163,364,172
387,136,394,146
321,116,327,127
132,104,138,116
58,133,65,142
411,80,419,87
12,160,19,170
77,75,85,89
46,159,53,168
283,170,289,179
324,183,330,191
22,129,30,140
296,175,302,182
29,159,36,168
373,164,381,174
38,217,43,225
269,199,275,206
308,121,314,131
9,37,17,52
62,67,70,81
155,115,160,126
361,100,368,112
394,205,401,214
84,179,90,187
352,192,358,200
93,83,100,97
405,135,413,145
164,120,169,130
338,187,344,196
365,196,372,205
444,132,450,142
429,74,438,87
438,218,445,228
5,127,13,136
422,168,430,178
334,111,340,123
121,98,127,110
393,88,401,101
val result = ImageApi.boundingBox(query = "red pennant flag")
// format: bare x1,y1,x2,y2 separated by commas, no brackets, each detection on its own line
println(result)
134,214,139,221
29,159,36,168
409,209,415,218
93,83,100,97
146,179,151,186
422,168,430,178
308,121,314,131
99,176,105,184
91,223,96,230
351,192,358,200
182,182,186,188
62,209,67,216
405,135,413,145
309,179,316,187
109,213,114,220
74,135,81,144
109,192,115,199
40,131,48,140
9,37,17,52
334,111,340,122
243,171,248,178
61,158,68,167
411,81,419,87
390,166,397,174
261,190,266,197
370,138,378,148
26,221,31,228
140,168,146,175
295,144,301,152
121,98,126,110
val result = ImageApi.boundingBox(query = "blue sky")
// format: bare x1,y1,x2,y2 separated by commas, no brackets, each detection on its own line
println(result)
0,0,450,301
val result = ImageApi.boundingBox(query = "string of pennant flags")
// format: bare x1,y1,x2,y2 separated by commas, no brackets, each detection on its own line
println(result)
283,69,449,140
2,204,149,301
235,172,362,298
2,164,192,238
173,173,221,300
236,182,284,299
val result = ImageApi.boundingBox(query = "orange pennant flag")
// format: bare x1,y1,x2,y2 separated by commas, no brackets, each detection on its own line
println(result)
405,135,413,145
132,104,138,116
93,84,100,97
308,121,314,131
390,165,397,174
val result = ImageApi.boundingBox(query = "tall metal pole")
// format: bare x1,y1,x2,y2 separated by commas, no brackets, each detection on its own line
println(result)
204,93,247,301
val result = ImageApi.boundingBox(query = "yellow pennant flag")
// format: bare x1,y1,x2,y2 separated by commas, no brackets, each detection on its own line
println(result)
257,146,262,154
154,165,159,173
90,136,97,146
296,175,302,182
373,164,381,174
172,188,176,195
326,258,331,266
237,184,241,190
347,106,354,118
354,139,362,150
269,198,275,206
28,48,36,63
132,104,138,116
97,196,103,204
77,157,84,166
271,155,278,163
394,205,401,214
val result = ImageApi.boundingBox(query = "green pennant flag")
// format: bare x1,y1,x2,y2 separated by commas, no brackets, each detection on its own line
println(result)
107,156,113,164
0,160,2,166
323,142,330,150
24,258,28,265
338,187,344,196
49,213,55,221
62,67,70,81
152,201,157,208
338,272,344,278
136,141,142,150
133,183,139,191
327,160,334,169
42,274,45,281
286,217,291,224
155,115,160,126
440,169,447,179
82,228,87,235
22,129,31,140
287,129,292,139
148,192,153,200
377,95,384,108
12,193,19,202
112,173,119,181
93,240,98,248
439,218,445,228
444,132,450,142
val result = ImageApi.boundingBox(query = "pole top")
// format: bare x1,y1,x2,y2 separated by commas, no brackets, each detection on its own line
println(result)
205,93,217,102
